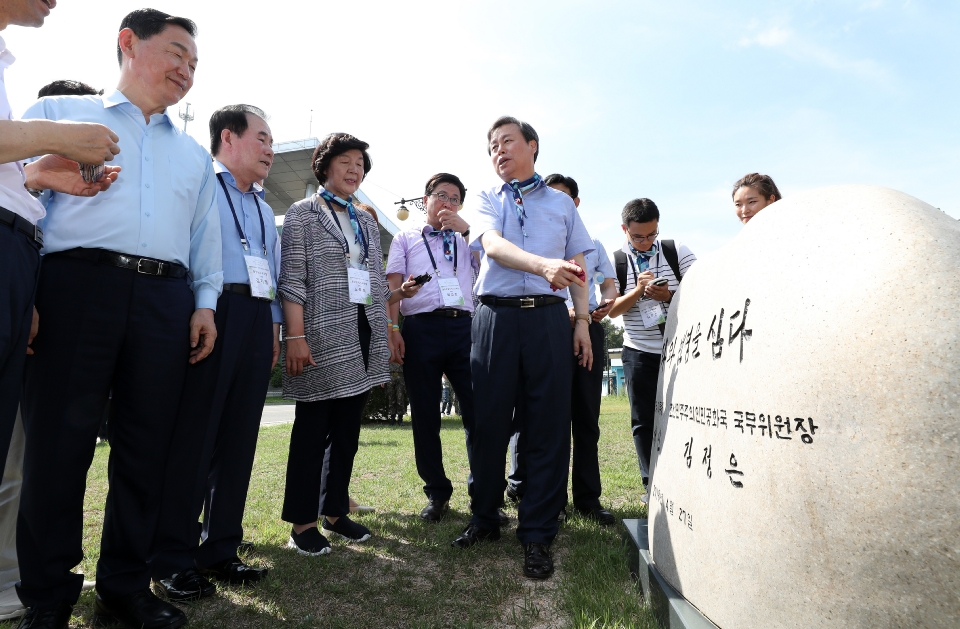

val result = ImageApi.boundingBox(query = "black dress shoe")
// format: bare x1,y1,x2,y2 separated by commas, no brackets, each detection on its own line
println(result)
505,485,521,505
498,509,510,527
451,524,500,549
155,568,216,602
200,557,267,585
16,602,72,629
419,499,449,522
575,505,616,526
92,589,186,629
237,540,255,555
523,542,554,579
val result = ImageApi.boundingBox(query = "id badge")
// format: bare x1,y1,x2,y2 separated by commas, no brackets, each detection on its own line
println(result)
437,277,465,307
639,299,666,329
244,255,276,301
347,267,373,305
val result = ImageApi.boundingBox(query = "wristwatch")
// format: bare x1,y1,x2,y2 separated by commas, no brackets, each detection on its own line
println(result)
575,314,591,324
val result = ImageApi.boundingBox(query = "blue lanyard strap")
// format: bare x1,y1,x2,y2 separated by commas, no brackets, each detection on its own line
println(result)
507,173,541,238
324,198,369,266
421,231,458,277
217,173,267,256
319,189,366,253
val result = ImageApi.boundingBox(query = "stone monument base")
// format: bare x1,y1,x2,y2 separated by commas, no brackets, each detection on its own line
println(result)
623,519,718,629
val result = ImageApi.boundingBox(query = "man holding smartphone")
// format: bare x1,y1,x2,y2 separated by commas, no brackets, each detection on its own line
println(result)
506,174,619,526
608,198,696,502
387,173,478,523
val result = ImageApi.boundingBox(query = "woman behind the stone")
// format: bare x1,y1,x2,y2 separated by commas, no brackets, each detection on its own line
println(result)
277,133,419,555
732,173,781,224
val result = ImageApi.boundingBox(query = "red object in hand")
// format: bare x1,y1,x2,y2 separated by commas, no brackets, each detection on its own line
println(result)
550,260,586,291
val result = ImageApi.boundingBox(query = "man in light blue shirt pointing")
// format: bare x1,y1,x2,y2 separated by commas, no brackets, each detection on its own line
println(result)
16,9,221,629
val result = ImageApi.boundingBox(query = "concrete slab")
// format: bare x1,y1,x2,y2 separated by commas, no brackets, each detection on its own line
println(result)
623,519,718,629
260,404,295,427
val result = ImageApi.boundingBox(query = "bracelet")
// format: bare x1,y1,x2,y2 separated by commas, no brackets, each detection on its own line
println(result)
462,229,470,239
392,324,400,331
284,334,306,341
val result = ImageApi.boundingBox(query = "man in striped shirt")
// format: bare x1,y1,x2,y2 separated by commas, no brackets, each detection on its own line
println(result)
608,199,696,501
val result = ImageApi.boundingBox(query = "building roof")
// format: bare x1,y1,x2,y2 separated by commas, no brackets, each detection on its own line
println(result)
264,137,400,251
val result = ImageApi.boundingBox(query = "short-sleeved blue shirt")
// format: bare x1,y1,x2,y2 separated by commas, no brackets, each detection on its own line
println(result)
465,179,594,297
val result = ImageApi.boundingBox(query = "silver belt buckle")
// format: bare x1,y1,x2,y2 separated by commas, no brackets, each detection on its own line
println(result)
136,258,164,276
520,297,536,308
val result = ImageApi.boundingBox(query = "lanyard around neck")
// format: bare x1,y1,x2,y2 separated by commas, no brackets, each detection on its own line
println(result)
217,173,267,256
420,231,458,277
324,198,369,266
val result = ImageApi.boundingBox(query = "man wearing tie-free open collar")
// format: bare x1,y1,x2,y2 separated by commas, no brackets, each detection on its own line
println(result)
18,9,221,629
453,116,594,580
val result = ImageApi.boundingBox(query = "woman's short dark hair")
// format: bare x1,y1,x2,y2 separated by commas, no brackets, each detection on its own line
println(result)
621,198,660,226
424,173,466,204
544,173,578,199
209,104,268,157
311,133,372,186
37,80,102,98
486,116,539,162
117,9,197,66
732,173,782,201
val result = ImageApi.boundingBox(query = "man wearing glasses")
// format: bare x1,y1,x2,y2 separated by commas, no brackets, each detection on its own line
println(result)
608,198,696,502
386,173,478,523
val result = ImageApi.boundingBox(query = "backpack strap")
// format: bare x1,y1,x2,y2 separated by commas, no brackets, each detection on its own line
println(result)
614,250,628,296
660,239,683,283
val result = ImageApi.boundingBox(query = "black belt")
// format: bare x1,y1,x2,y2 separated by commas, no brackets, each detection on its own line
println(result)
51,247,188,278
0,205,43,248
409,308,471,319
223,283,273,302
479,295,566,308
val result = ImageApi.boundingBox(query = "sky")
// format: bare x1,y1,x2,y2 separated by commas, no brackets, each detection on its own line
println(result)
3,0,959,265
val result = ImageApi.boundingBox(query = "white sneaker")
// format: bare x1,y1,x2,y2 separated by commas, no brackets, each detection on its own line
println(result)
0,586,25,621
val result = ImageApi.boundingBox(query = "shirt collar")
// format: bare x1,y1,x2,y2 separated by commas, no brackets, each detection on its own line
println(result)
102,89,173,126
421,223,450,236
213,160,265,199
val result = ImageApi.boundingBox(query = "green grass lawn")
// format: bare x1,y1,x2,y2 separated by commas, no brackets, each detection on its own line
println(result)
4,396,654,628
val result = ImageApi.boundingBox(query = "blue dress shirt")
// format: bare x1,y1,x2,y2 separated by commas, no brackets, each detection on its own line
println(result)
466,180,594,297
23,90,222,310
214,161,282,323
565,237,616,311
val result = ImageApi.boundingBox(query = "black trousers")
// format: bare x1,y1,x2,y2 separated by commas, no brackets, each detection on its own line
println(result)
621,346,661,482
508,320,606,508
282,393,369,524
469,301,571,545
17,254,194,605
401,314,474,502
0,225,40,477
151,291,273,578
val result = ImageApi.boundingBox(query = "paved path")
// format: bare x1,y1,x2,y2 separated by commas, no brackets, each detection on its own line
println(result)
260,404,295,426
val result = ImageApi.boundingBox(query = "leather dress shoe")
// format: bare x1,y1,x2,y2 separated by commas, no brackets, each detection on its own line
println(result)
523,542,554,579
451,524,500,549
238,540,255,555
155,568,215,602
92,589,186,629
498,509,510,526
505,485,521,505
575,505,616,526
15,602,72,629
419,499,449,522
200,557,267,585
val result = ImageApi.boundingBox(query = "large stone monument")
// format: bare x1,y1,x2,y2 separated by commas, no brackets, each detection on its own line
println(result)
648,185,960,629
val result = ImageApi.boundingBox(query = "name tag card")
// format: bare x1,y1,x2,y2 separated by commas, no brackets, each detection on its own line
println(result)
639,299,667,329
348,267,373,305
437,277,465,307
244,255,276,300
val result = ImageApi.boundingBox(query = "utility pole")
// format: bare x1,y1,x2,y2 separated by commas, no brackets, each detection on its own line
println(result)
178,102,194,132
309,109,313,137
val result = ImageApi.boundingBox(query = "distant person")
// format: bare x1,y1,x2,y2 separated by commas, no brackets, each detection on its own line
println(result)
385,362,407,424
507,174,619,526
18,10,220,629
279,132,419,556
441,375,454,416
36,80,103,98
452,116,594,581
608,199,696,503
151,104,281,602
732,173,781,224
386,173,477,523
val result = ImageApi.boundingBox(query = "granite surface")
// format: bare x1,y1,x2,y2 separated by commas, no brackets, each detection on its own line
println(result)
648,185,960,629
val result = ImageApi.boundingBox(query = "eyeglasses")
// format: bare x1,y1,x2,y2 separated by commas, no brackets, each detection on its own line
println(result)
430,191,461,206
628,230,658,243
